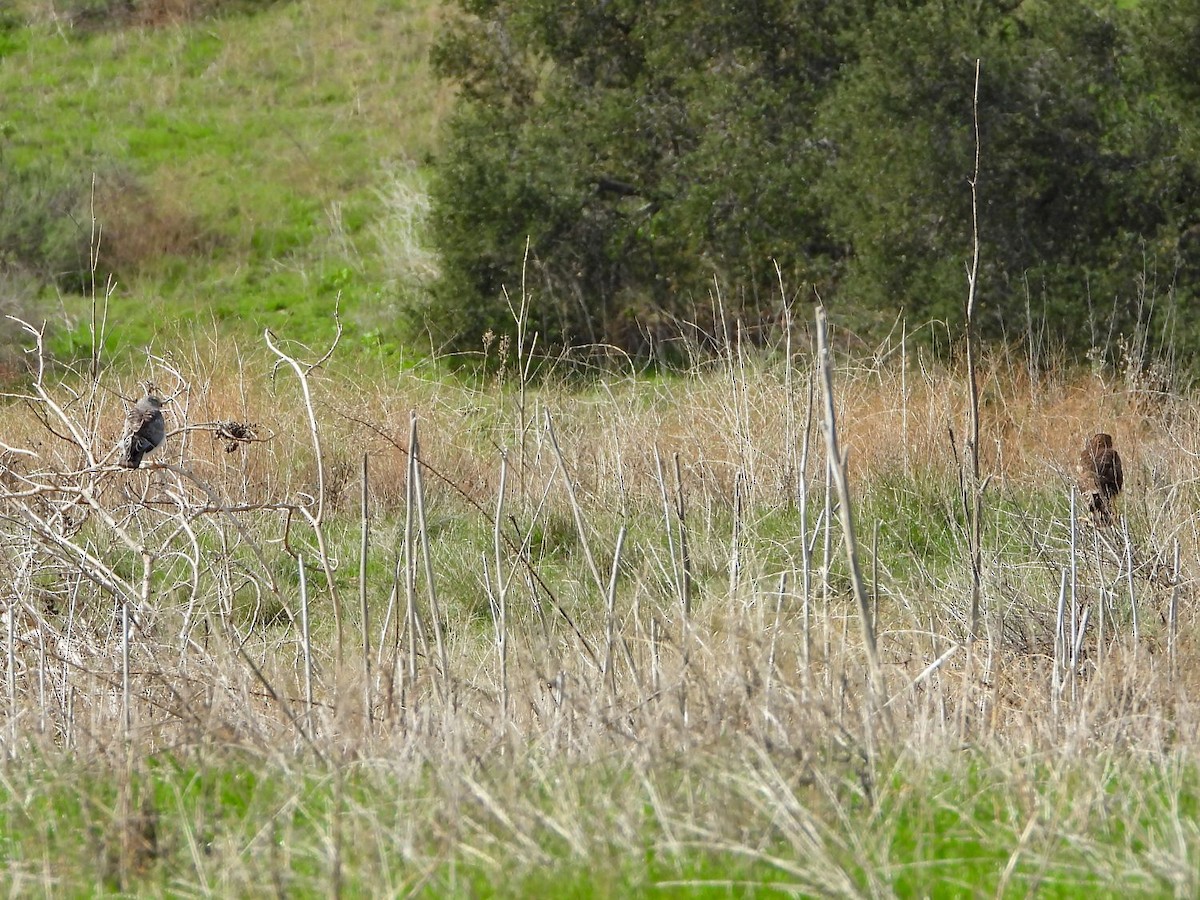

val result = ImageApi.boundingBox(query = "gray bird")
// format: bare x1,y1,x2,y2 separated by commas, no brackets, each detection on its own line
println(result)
118,395,166,469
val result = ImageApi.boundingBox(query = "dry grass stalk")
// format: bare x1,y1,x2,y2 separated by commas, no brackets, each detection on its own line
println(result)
815,306,883,705
410,413,450,705
359,451,372,727
0,300,1196,891
265,324,346,668
964,59,986,640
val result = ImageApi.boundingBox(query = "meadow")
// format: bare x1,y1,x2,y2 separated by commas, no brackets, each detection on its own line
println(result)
1,0,446,358
1,302,1199,895
2,1,1200,896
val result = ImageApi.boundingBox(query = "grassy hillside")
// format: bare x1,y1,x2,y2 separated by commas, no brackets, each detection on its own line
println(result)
1,0,446,360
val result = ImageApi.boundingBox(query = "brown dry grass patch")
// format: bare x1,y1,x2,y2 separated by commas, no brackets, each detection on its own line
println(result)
0,324,1198,892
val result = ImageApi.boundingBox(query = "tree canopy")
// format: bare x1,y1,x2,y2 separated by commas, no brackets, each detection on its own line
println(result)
422,0,1200,362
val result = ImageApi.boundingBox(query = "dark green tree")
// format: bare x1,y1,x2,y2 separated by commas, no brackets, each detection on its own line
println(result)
425,0,859,359
1127,0,1200,332
814,0,1200,350
424,0,1200,362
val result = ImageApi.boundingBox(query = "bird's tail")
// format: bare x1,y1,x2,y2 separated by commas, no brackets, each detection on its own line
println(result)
1088,492,1114,527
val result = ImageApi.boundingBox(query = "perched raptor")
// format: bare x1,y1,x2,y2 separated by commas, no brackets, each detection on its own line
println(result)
1076,432,1123,527
118,394,166,469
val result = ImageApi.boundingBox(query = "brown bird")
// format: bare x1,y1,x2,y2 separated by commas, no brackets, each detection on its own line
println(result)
118,394,166,469
1076,432,1123,527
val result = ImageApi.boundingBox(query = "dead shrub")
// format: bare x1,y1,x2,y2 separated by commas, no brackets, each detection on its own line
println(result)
93,169,217,277
64,0,283,32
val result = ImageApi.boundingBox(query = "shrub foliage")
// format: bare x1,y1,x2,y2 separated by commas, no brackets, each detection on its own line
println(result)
427,0,1200,359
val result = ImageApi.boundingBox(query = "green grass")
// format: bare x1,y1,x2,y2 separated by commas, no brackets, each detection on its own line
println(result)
1,0,446,359
1,749,1196,895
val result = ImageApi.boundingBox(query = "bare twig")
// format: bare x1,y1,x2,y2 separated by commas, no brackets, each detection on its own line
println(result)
964,58,985,640
360,451,372,726
814,306,884,703
264,326,345,666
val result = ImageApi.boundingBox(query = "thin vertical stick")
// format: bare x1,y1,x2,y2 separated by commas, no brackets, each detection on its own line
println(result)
1123,517,1138,646
603,524,627,692
503,242,538,501
821,456,834,691
36,618,46,736
1093,528,1106,669
964,58,985,640
778,262,797,499
654,448,683,615
650,617,661,699
1052,569,1067,722
6,603,14,742
359,452,372,727
765,571,787,720
400,420,434,710
88,173,101,383
1070,606,1090,695
65,580,78,748
545,410,605,595
1169,539,1180,680
729,471,744,598
815,306,884,700
263,329,330,521
1068,492,1077,702
66,686,75,751
494,452,510,729
1069,489,1078,633
871,519,880,632
377,557,400,671
901,320,909,478
298,554,314,721
673,453,692,621
1069,487,1090,685
139,551,153,632
121,599,131,742
411,414,449,703
673,452,691,726
797,368,815,691
403,418,419,692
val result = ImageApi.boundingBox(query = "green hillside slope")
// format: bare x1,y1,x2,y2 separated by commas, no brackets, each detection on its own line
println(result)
1,0,445,361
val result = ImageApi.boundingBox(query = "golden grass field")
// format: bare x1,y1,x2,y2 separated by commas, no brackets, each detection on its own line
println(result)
1,311,1198,895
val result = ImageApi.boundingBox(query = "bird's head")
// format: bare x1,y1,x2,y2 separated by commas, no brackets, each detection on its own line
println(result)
135,381,169,408
1091,433,1114,450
